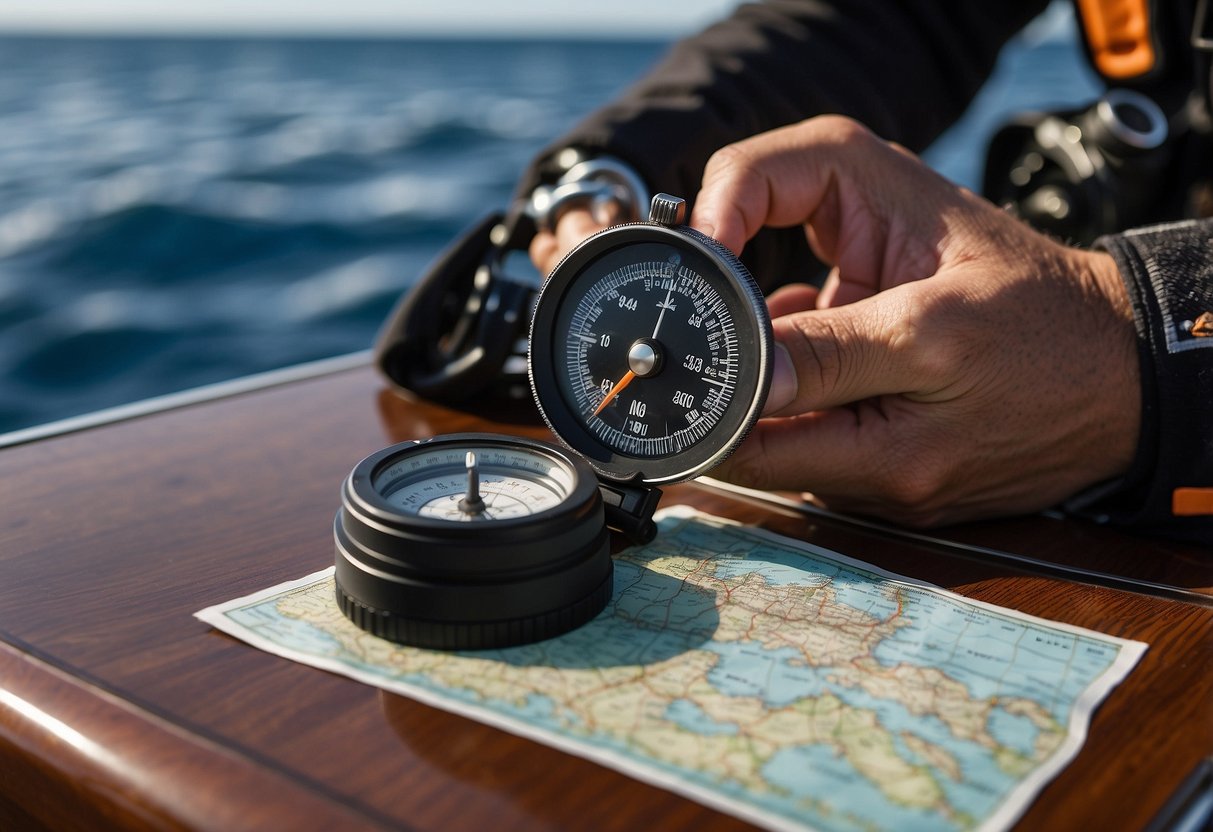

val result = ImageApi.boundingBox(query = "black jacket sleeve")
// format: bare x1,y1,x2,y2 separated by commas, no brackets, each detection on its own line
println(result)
516,0,1048,283
1068,219,1213,545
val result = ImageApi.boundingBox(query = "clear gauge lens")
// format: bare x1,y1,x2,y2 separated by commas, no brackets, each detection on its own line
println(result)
371,444,575,521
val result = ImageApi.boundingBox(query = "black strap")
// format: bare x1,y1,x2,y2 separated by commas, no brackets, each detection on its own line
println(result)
374,211,539,408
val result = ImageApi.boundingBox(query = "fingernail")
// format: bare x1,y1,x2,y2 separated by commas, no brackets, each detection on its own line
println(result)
763,343,796,415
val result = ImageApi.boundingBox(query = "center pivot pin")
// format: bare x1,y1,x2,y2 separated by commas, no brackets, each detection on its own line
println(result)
457,451,486,516
627,339,662,377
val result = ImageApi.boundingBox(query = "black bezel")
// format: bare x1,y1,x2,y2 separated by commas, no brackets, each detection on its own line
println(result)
529,223,772,485
344,433,600,550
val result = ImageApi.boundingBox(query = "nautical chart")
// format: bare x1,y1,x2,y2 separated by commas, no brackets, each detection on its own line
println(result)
196,506,1146,832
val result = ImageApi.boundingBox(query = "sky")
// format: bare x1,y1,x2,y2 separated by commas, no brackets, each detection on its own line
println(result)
0,0,741,37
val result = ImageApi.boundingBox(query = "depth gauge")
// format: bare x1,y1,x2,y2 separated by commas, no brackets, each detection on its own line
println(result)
530,193,773,484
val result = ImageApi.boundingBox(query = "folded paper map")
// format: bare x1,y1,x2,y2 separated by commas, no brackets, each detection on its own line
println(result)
196,506,1146,832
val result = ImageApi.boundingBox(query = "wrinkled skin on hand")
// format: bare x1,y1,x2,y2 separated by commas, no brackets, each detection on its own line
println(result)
530,116,1140,528
693,116,1139,526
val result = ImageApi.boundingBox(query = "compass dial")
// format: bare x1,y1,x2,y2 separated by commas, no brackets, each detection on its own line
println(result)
371,444,574,520
530,210,772,485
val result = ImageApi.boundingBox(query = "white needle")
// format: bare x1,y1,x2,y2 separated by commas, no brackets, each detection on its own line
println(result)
651,283,675,339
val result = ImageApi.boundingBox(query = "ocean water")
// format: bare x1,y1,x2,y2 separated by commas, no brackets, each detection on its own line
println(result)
0,14,1101,435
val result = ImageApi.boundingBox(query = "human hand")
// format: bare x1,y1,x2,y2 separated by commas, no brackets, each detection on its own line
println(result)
693,116,1140,526
529,207,612,278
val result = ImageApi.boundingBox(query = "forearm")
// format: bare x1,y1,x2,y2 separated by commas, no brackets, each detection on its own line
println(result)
1069,219,1213,544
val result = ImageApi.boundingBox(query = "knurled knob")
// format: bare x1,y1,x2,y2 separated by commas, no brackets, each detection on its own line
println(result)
649,193,686,226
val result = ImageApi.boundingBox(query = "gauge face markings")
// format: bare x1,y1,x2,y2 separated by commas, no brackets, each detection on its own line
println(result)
371,445,575,520
555,249,743,459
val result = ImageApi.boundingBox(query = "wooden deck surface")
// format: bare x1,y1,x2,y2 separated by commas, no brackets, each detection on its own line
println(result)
0,363,1208,830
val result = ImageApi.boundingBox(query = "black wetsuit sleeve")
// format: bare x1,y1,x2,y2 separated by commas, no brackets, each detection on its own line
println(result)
516,0,1048,283
545,1,1044,186
1069,220,1213,545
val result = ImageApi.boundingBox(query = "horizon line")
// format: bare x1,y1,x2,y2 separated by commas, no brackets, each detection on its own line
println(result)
0,25,687,40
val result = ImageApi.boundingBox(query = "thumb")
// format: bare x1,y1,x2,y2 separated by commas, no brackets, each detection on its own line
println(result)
762,288,922,416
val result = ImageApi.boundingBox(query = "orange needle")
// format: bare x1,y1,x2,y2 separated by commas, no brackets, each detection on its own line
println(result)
592,370,636,417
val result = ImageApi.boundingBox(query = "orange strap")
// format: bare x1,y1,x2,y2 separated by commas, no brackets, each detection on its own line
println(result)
1173,488,1213,516
1075,0,1157,79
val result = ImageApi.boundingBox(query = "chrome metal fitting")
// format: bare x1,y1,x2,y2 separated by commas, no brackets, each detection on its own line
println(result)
527,154,649,233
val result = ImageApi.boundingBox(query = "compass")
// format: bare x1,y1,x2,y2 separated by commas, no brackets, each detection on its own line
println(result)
335,434,612,650
339,194,772,650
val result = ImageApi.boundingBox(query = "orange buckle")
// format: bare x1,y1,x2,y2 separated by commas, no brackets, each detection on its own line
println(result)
1173,488,1213,517
1076,0,1157,79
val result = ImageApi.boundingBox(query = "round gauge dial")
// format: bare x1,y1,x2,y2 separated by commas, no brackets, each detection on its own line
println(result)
530,196,772,485
371,443,576,520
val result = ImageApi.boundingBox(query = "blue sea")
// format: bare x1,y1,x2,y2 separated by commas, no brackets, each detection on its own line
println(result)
0,10,1101,435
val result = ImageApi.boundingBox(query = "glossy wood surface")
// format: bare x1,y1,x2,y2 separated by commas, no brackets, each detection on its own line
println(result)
0,364,1209,831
